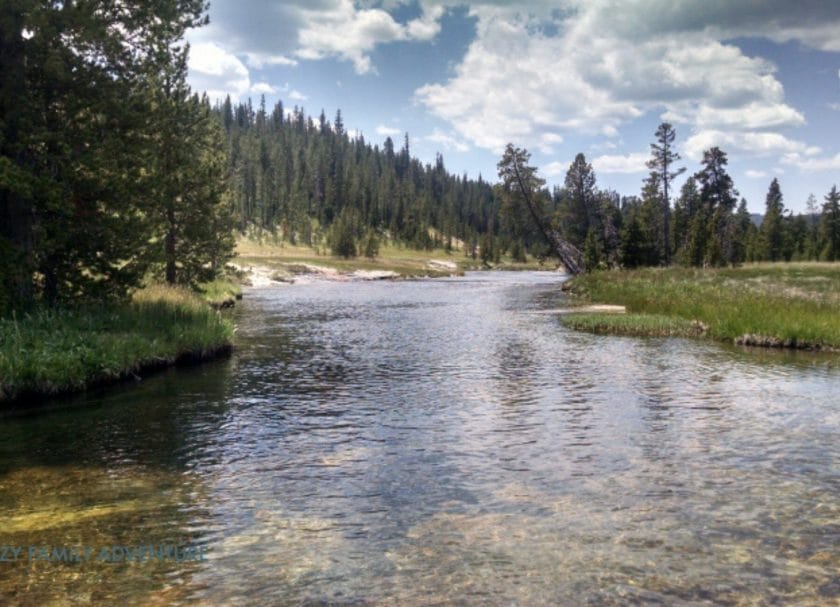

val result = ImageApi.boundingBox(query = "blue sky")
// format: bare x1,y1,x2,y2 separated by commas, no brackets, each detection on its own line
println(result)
186,1,840,213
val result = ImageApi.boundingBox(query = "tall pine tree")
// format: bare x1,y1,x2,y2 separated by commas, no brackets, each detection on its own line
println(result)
645,123,685,264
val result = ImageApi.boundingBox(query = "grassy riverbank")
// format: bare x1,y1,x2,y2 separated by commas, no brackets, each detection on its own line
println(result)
0,285,234,405
562,263,840,349
235,236,550,280
198,278,243,308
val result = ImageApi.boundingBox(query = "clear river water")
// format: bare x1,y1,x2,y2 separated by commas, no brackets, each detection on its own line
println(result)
1,271,838,605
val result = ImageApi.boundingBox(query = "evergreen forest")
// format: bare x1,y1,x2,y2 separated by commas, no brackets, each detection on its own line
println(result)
2,1,840,316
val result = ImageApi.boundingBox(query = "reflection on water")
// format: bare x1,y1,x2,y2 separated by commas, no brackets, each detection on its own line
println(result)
1,272,838,605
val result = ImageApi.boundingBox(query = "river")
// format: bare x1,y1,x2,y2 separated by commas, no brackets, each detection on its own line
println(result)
1,271,838,605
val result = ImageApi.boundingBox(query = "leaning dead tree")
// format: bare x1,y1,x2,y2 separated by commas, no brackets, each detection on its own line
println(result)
508,150,584,275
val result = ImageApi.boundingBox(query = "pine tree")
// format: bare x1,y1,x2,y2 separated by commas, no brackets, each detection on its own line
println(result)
732,198,754,265
561,153,598,247
149,49,234,285
673,177,700,262
638,172,664,265
329,207,358,258
646,123,685,264
497,144,582,273
821,186,840,261
363,229,379,259
619,210,646,269
583,227,602,271
510,239,526,263
760,178,785,262
804,193,820,259
0,0,207,309
479,233,494,266
694,147,738,266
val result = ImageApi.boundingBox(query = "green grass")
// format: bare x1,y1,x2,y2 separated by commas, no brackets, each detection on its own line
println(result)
197,278,242,307
562,313,707,338
562,263,840,349
0,285,234,404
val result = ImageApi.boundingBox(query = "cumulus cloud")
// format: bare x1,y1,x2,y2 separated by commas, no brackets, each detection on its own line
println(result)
189,0,446,76
186,0,838,170
251,82,279,95
187,41,251,101
781,152,840,172
415,1,836,159
592,153,650,174
683,130,821,161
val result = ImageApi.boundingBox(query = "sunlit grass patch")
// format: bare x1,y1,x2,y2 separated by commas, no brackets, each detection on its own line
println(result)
563,263,840,348
196,279,242,308
0,286,233,404
561,313,706,338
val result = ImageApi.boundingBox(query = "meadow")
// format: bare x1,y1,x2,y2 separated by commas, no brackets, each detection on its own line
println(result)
562,263,840,349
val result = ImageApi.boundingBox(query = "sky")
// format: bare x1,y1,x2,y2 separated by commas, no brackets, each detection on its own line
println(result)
185,1,840,214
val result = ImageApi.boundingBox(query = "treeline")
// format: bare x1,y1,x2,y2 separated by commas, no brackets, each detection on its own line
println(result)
215,98,499,255
218,101,840,270
0,1,235,314
501,124,840,272
3,3,839,321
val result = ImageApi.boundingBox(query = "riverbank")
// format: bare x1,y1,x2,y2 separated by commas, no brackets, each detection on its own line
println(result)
561,263,840,350
234,237,552,286
0,285,234,406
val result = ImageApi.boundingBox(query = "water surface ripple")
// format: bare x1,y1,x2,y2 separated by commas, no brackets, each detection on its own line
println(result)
1,272,838,605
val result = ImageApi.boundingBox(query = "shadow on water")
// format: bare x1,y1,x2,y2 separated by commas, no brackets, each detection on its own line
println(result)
1,272,838,605
0,359,235,605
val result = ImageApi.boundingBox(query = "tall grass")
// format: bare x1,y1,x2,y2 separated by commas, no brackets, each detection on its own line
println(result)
0,285,233,403
196,278,242,308
563,263,840,348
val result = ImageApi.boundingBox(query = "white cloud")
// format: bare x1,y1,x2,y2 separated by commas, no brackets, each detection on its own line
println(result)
693,102,804,130
745,169,769,179
187,0,447,76
187,41,250,101
544,161,570,178
414,2,829,160
683,130,821,161
245,53,298,69
538,132,564,154
426,128,470,153
415,14,640,153
185,1,838,171
781,152,840,172
288,89,308,101
250,82,279,94
376,125,402,137
592,152,650,174
296,1,407,74
407,4,445,40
